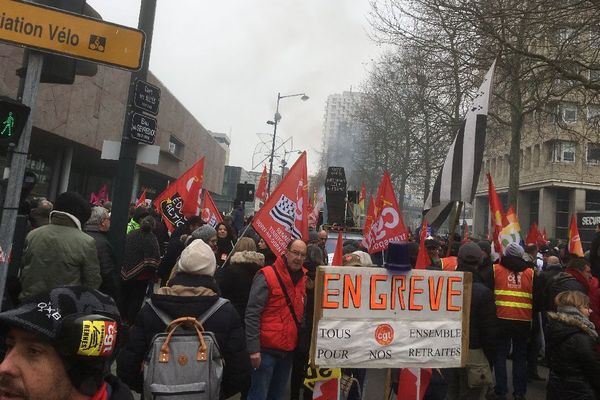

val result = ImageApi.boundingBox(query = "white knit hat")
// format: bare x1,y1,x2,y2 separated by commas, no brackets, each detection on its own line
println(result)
176,239,216,276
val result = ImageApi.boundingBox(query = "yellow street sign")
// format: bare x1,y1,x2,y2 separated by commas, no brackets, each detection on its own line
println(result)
0,0,145,70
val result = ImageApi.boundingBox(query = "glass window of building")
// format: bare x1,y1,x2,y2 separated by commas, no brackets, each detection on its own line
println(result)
168,136,184,159
560,103,577,123
550,140,576,162
587,143,600,164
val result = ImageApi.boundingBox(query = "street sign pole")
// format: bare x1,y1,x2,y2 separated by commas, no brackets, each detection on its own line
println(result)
0,52,43,307
108,0,156,267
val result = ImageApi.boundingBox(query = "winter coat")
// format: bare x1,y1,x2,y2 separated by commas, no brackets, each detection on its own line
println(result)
158,235,186,283
120,229,160,281
19,211,101,301
216,237,234,267
105,374,134,400
258,246,277,267
85,227,119,300
546,310,600,399
456,264,499,363
492,255,541,339
217,250,265,322
116,273,251,399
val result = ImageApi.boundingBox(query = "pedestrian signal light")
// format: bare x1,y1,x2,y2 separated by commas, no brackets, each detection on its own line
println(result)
0,96,31,146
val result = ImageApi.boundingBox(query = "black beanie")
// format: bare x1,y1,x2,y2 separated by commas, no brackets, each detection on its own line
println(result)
54,191,92,226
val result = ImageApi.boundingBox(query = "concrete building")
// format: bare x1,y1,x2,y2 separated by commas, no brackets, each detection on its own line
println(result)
322,91,366,186
209,131,231,165
0,45,226,202
472,100,600,243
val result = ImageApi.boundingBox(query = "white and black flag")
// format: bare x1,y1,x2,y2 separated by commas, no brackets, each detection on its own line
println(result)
269,194,302,239
423,62,496,228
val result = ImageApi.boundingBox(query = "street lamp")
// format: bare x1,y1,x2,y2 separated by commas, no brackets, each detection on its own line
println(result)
266,92,309,192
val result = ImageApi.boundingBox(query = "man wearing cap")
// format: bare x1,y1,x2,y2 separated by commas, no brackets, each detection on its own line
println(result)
19,191,101,302
492,242,539,400
0,286,132,400
245,239,307,400
445,242,499,399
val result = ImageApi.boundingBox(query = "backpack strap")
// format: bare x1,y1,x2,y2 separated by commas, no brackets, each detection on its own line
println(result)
146,299,173,326
198,297,229,325
146,297,229,327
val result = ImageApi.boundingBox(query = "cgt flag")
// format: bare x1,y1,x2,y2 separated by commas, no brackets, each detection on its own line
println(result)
488,173,507,256
361,195,375,249
252,152,309,257
154,158,204,232
256,165,268,202
568,214,584,257
363,171,409,254
201,190,223,228
135,189,147,208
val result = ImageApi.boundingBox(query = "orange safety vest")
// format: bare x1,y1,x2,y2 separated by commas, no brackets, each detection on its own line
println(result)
493,264,534,321
441,256,458,271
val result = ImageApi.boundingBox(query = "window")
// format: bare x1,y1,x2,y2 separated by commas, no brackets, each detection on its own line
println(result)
167,136,184,159
556,189,570,240
587,143,600,164
560,103,577,123
549,140,576,162
588,105,600,124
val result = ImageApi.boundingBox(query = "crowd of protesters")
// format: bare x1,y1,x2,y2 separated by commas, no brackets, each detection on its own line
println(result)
2,190,600,399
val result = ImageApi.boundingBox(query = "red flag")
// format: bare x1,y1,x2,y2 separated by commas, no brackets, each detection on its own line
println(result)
568,214,584,257
255,165,268,202
251,152,309,257
358,183,366,211
461,221,469,244
332,231,343,266
154,158,205,232
487,173,507,255
542,228,548,243
201,190,223,228
361,196,375,248
363,171,409,254
397,368,432,400
90,184,110,206
181,177,203,217
135,189,147,208
313,378,339,400
525,223,540,246
415,220,430,269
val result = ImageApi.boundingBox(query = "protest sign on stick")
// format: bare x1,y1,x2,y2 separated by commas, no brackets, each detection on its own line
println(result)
310,267,471,369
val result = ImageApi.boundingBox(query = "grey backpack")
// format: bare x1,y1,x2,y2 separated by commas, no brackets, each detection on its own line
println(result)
143,298,228,399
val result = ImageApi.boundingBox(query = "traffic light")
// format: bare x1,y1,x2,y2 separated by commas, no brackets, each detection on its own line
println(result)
0,96,31,146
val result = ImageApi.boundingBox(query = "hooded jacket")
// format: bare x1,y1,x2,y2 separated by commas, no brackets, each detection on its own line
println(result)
546,310,600,399
116,273,251,399
20,211,101,301
217,250,265,322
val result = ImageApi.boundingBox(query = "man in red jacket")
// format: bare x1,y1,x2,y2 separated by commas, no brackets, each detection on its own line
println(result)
245,239,307,400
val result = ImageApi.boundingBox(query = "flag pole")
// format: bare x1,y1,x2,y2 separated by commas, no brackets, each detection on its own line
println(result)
446,201,463,257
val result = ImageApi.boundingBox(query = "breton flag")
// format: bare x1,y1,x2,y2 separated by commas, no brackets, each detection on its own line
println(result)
423,62,496,227
252,152,309,257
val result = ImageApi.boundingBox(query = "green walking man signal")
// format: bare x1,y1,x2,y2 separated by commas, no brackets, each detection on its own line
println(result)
0,96,30,145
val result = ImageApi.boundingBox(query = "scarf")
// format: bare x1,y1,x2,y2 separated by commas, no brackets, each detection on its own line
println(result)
555,305,598,337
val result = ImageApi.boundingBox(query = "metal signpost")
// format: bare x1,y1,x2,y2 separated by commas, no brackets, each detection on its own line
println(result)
0,0,145,70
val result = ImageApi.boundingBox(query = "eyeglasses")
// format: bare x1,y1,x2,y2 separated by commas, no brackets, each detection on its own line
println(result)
288,249,307,258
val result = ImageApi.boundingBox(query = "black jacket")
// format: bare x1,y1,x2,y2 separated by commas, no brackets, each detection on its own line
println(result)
217,250,265,322
86,227,120,300
546,311,600,398
158,235,186,283
544,271,587,312
105,374,134,400
116,273,251,398
494,255,541,339
456,265,499,363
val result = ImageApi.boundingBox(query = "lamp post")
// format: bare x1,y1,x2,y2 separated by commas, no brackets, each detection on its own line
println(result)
266,92,308,192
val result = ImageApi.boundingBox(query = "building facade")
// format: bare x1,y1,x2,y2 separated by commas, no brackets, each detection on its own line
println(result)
0,45,226,203
472,100,600,243
321,91,366,186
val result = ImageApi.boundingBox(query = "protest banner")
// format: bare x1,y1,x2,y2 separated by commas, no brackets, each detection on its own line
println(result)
310,267,471,369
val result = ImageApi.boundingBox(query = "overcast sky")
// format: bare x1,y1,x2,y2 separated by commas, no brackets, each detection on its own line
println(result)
87,1,383,175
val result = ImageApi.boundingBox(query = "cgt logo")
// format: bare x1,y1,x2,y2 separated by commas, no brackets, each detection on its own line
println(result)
375,324,394,346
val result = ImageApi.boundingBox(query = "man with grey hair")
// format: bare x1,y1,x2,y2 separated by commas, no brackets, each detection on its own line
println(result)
85,206,119,301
